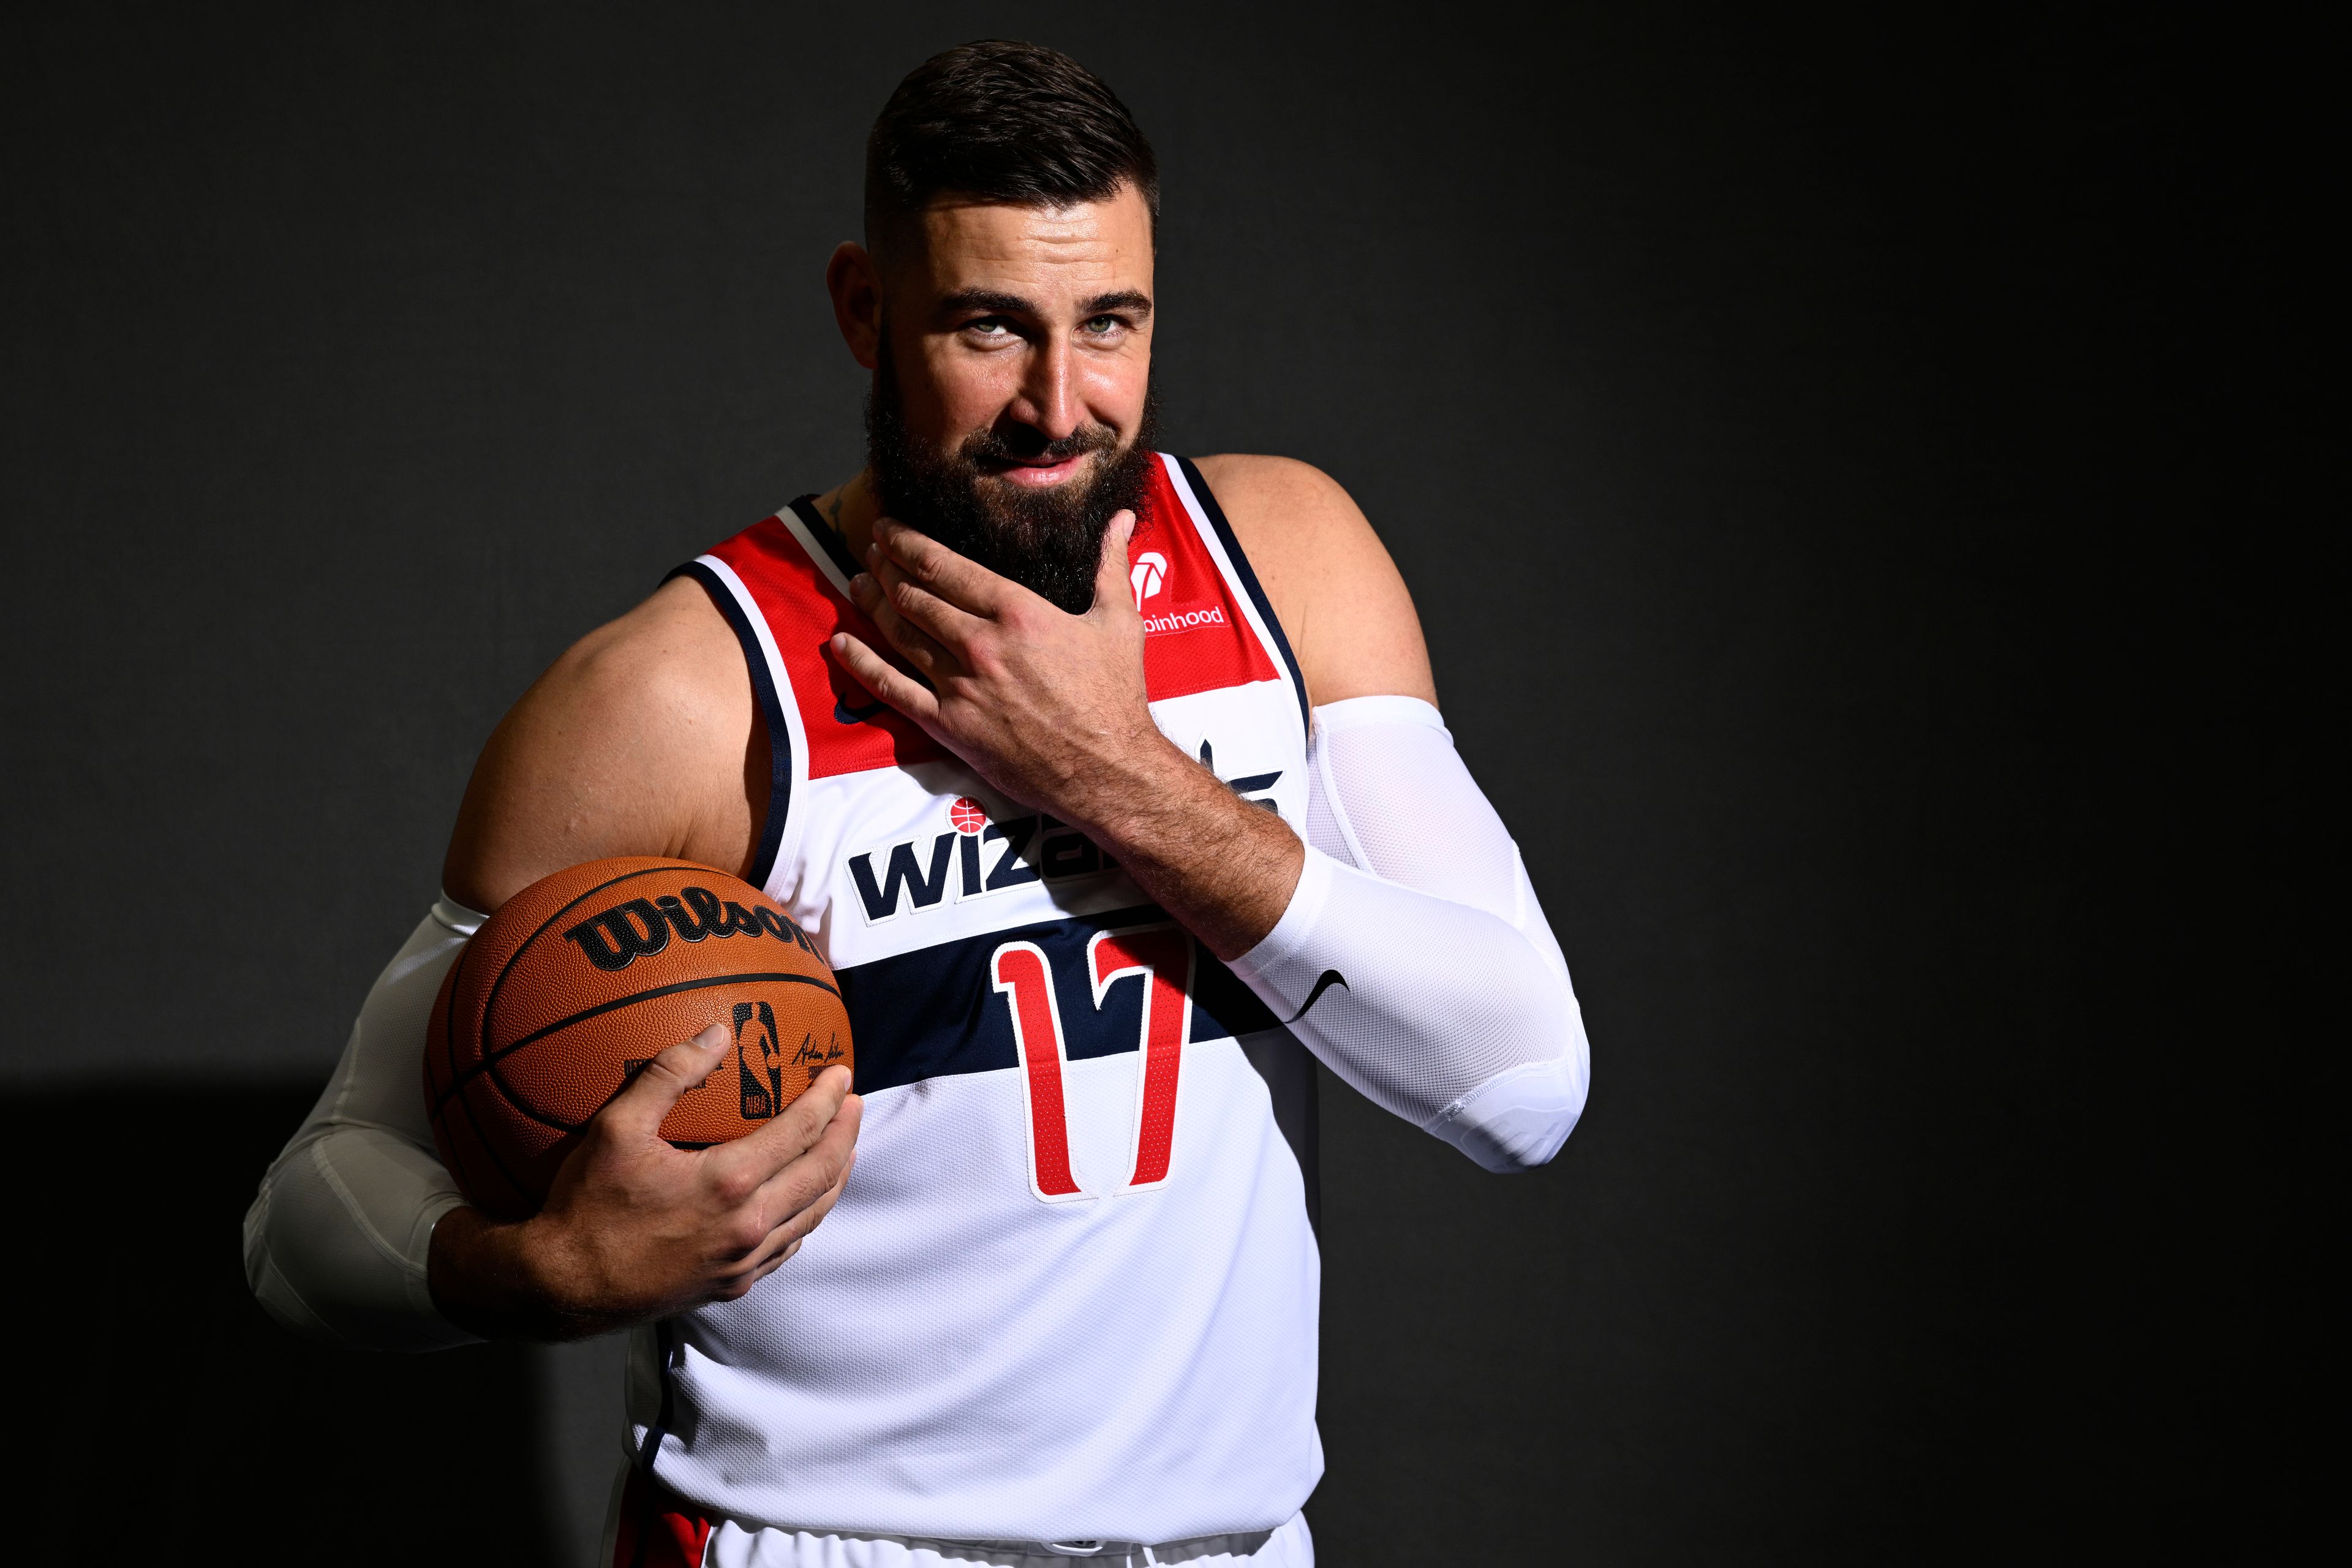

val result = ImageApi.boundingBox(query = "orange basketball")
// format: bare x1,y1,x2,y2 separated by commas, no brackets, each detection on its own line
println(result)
423,857,851,1219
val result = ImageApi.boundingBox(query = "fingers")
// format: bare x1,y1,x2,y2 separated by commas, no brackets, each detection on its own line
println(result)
747,1090,861,1218
1090,510,1138,623
703,1104,861,1302
850,566,963,679
712,1235,803,1300
706,1065,856,1189
862,546,989,656
597,1025,729,1141
730,1146,857,1278
830,631,941,728
873,516,1013,617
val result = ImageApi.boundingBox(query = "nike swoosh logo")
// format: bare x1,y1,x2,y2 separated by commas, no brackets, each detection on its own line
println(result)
1282,970,1349,1025
834,697,886,726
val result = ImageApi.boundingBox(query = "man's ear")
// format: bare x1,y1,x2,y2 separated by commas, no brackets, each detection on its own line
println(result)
826,241,882,369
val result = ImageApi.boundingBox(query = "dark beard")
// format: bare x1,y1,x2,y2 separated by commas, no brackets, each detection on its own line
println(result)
865,343,1160,614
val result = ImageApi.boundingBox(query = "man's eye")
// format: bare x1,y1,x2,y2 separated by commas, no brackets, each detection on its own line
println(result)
967,319,1010,336
1084,316,1120,334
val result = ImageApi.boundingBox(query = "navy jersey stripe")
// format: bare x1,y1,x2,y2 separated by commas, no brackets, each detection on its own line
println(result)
639,1319,680,1485
1175,454,1311,742
666,559,791,890
837,903,1280,1096
790,494,864,581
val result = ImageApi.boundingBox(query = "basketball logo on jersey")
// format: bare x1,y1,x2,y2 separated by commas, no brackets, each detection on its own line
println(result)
845,797,1115,923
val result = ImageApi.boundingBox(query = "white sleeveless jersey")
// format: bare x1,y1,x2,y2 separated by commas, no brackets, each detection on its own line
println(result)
629,454,1324,1547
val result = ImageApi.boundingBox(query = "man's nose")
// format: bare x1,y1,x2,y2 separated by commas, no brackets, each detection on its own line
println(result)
1009,336,1082,442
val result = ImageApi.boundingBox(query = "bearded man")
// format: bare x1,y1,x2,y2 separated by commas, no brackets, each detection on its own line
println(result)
246,40,1589,1568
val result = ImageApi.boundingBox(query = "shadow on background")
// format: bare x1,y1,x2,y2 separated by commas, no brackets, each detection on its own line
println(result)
0,3,2304,1558
8,1083,624,1568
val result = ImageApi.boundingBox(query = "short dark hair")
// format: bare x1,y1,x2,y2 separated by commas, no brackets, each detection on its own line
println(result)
864,40,1159,258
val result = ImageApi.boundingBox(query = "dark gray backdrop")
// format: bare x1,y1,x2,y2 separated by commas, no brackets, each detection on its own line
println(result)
2,4,2282,1563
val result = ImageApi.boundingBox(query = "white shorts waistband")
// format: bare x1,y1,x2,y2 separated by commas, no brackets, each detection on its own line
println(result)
700,1510,1310,1567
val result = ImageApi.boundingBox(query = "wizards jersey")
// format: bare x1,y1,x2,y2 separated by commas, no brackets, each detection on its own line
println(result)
629,454,1324,1544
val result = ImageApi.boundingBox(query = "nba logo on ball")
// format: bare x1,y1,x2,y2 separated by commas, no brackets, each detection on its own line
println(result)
1130,551,1168,610
734,1000,782,1118
423,856,851,1218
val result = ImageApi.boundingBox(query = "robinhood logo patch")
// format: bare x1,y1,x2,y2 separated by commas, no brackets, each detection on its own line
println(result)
1128,545,1227,635
1141,603,1227,636
1130,550,1169,609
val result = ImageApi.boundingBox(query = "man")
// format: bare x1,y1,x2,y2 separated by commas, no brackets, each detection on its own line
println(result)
246,40,1589,1568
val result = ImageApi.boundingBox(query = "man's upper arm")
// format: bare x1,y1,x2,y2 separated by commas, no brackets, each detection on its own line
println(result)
441,575,761,913
1192,453,1437,709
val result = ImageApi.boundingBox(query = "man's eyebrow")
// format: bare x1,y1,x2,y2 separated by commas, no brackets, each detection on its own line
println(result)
936,288,1154,320
938,288,1039,317
1080,290,1153,319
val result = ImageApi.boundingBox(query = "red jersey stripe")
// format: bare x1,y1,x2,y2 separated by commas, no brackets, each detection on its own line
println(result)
705,514,948,780
611,1467,714,1568
699,456,1281,784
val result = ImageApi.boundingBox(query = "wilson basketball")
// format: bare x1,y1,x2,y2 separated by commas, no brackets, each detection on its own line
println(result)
423,857,851,1219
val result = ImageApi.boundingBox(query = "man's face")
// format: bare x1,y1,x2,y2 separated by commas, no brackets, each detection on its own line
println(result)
854,184,1158,612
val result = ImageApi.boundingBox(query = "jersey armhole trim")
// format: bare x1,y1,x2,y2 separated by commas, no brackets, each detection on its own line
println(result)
664,559,791,891
1171,454,1311,741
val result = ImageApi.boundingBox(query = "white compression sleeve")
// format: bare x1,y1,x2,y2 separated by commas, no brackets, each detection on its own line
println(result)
241,897,484,1351
1231,696,1590,1172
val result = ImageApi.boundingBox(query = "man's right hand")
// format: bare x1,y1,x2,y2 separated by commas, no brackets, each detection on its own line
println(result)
426,1025,861,1340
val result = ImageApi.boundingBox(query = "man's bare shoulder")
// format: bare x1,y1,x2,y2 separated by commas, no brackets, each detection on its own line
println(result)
442,575,761,911
1191,453,1437,707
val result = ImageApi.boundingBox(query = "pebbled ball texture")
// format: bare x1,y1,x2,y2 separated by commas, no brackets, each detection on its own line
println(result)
423,857,851,1218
